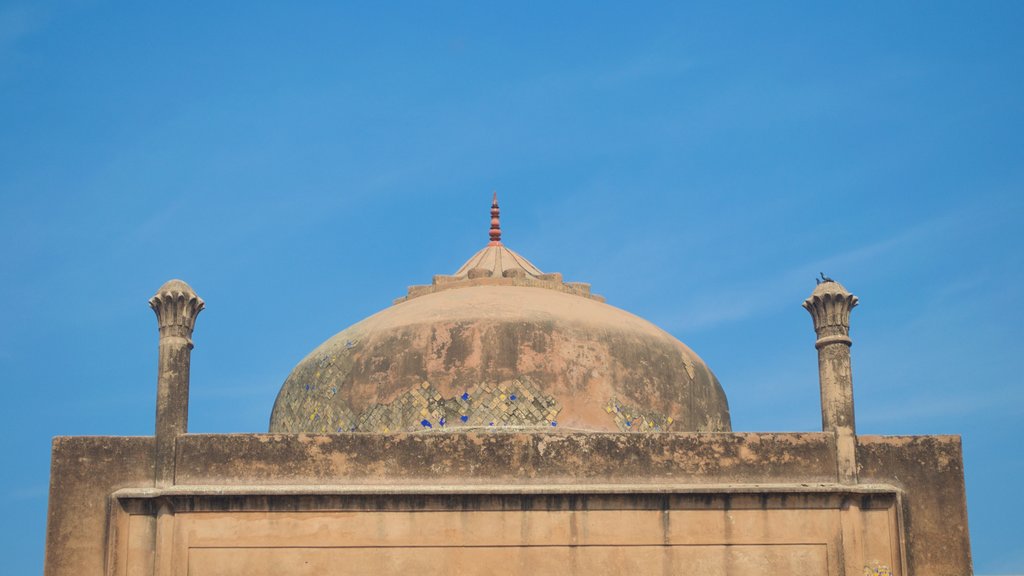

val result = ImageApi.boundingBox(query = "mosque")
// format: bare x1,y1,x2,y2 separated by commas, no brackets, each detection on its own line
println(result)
45,196,971,575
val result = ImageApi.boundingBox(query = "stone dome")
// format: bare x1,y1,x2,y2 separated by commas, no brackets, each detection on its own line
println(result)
269,196,730,434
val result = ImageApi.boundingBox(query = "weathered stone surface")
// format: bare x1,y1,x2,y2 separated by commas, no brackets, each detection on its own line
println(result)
859,435,972,576
44,431,972,576
175,432,832,485
271,286,730,434
40,238,973,575
44,436,154,576
115,490,903,576
804,278,859,483
150,279,203,486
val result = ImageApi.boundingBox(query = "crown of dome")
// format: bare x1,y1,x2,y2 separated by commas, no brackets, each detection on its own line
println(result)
454,244,542,279
270,196,730,434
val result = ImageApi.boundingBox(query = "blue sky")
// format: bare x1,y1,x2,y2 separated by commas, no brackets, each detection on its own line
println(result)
1,2,1022,573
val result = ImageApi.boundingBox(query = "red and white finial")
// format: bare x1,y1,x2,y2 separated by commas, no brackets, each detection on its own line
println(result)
488,191,502,246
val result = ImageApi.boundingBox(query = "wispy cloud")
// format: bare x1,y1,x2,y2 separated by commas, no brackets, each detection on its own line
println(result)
0,4,48,55
663,213,959,332
858,389,1022,426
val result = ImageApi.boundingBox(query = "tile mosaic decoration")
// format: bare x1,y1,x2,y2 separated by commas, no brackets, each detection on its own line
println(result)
603,397,675,432
602,397,727,432
275,378,562,433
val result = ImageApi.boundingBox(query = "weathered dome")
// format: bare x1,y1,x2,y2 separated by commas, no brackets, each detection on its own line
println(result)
269,196,730,434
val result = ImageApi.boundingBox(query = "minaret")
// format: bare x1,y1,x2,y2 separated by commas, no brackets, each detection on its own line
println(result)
803,275,859,484
149,279,204,487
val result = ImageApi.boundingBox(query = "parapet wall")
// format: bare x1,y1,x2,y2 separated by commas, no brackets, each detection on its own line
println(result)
174,431,837,485
45,432,971,576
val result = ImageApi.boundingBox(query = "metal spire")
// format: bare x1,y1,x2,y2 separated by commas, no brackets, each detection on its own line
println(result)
488,191,502,246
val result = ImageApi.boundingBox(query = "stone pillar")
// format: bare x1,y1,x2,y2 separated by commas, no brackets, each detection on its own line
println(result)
149,279,204,487
803,278,859,484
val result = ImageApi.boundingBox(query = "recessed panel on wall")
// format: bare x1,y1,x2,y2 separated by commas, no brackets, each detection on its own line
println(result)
113,490,903,576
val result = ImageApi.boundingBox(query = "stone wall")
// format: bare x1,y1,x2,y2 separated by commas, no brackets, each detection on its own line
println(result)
45,432,971,575
45,437,154,576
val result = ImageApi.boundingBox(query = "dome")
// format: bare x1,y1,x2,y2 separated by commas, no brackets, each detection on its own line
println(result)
269,196,730,434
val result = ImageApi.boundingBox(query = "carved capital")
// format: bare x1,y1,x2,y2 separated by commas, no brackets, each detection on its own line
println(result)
802,280,858,343
149,279,205,340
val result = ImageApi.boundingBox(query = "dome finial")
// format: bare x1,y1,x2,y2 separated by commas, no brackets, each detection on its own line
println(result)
488,191,502,246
